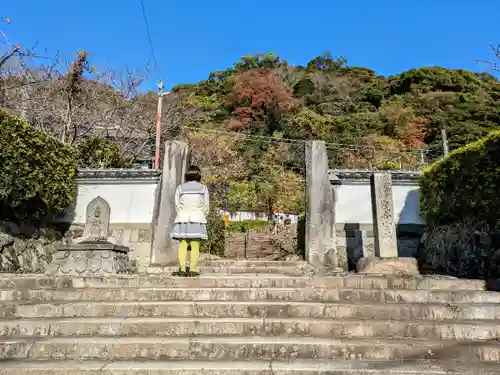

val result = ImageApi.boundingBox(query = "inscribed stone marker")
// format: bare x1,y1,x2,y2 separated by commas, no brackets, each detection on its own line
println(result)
370,173,398,257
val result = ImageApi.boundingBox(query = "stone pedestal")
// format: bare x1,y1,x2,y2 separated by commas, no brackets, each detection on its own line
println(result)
46,243,132,276
370,173,398,257
357,257,419,275
47,195,133,275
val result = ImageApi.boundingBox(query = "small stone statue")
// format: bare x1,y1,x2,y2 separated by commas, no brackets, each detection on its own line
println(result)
89,206,106,241
46,195,131,276
76,196,115,244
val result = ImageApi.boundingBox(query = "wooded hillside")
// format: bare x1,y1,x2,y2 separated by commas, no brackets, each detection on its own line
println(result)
2,47,500,213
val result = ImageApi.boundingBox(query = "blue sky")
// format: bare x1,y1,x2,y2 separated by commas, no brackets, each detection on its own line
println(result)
3,0,500,92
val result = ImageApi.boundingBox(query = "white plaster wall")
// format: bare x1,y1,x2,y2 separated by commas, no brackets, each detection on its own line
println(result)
60,179,159,224
335,181,424,225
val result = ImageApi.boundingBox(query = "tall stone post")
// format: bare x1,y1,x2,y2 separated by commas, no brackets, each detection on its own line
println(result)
370,173,398,257
305,141,347,271
150,141,190,266
357,172,419,274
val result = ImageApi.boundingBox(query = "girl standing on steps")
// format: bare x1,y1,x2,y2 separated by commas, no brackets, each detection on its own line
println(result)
171,165,210,277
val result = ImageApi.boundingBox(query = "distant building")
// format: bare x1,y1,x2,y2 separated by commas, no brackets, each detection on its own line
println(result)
220,209,299,223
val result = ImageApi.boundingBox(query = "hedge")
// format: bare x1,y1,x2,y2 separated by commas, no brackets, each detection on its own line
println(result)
419,130,500,279
420,130,500,226
0,109,78,221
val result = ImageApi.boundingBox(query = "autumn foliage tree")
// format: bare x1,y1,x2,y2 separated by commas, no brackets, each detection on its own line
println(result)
226,68,299,132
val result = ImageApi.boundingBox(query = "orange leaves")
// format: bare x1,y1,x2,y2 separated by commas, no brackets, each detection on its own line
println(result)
226,68,299,131
379,102,428,149
403,116,427,149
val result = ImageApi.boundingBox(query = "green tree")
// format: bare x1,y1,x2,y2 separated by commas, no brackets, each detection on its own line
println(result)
226,181,261,212
76,136,128,168
0,109,77,221
306,52,347,72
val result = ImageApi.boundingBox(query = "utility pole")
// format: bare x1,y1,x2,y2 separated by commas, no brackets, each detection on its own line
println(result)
441,128,449,156
153,80,164,169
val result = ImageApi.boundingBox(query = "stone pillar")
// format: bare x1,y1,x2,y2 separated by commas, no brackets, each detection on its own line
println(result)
370,173,398,257
305,141,347,271
357,172,419,275
150,141,190,266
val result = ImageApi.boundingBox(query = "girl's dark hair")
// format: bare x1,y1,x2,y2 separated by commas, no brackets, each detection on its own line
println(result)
185,165,202,182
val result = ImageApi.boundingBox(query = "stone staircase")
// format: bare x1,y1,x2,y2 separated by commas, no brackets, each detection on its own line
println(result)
0,260,500,374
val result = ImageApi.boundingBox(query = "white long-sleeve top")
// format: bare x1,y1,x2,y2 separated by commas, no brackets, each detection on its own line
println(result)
173,181,210,224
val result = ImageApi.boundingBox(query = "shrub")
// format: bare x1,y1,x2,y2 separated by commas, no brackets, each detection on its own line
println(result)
226,220,268,233
377,161,400,171
201,204,226,257
420,130,500,226
419,130,500,279
77,136,128,169
0,109,78,221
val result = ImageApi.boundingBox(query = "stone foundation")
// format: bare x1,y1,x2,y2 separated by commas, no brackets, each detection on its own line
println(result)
357,256,419,275
336,223,423,271
65,223,152,272
46,243,131,276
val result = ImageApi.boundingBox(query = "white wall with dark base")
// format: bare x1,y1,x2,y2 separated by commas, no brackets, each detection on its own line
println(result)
329,170,424,270
55,169,162,272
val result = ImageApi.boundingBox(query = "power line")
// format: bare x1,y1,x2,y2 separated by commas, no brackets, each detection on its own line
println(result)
181,125,306,145
140,0,157,68
176,124,436,154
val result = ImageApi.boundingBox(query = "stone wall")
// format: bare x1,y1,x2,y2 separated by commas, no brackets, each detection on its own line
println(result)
0,221,71,273
224,232,297,260
0,169,161,273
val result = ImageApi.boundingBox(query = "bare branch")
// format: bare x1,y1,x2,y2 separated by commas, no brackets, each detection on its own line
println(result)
477,44,500,72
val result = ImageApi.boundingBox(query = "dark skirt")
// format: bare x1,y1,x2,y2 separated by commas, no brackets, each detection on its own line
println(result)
171,222,208,240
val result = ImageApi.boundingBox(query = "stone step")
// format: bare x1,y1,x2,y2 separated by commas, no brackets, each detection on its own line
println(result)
155,260,309,267
0,274,488,291
148,260,316,276
6,300,500,321
1,359,498,375
1,317,500,341
2,287,500,303
1,336,499,361
147,267,314,276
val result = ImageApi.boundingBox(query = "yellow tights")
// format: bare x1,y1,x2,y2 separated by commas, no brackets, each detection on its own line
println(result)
178,239,200,272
